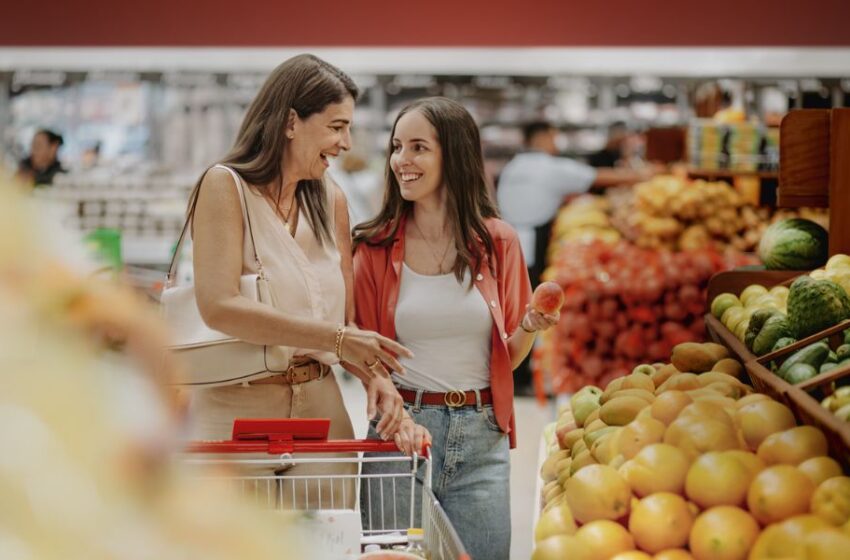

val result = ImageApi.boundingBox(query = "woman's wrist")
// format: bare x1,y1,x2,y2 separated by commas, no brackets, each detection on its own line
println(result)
520,314,536,334
333,323,347,359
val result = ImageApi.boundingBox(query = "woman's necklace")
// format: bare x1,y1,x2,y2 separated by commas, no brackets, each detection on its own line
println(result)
269,180,298,235
412,219,453,274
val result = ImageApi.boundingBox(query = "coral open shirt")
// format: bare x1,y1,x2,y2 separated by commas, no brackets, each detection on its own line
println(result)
353,214,532,448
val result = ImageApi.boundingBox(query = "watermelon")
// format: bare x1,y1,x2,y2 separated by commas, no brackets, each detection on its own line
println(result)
787,276,850,339
758,218,828,270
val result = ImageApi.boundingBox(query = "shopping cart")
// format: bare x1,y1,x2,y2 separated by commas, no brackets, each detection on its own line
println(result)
183,418,470,560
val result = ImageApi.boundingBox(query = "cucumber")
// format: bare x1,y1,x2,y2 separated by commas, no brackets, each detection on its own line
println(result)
820,362,839,374
785,363,818,384
772,337,797,353
836,344,850,362
777,342,830,380
829,350,839,363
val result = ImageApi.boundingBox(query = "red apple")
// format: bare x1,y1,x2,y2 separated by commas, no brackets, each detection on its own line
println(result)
532,281,564,314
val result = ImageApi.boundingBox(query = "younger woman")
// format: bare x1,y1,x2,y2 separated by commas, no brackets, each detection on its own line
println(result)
352,97,558,559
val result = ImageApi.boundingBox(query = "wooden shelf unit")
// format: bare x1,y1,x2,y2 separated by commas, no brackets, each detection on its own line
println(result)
778,108,850,256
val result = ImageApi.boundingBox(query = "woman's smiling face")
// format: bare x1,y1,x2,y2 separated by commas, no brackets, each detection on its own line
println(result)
390,109,444,204
287,95,354,180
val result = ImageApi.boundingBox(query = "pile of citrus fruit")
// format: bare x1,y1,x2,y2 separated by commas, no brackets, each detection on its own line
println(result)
535,341,850,560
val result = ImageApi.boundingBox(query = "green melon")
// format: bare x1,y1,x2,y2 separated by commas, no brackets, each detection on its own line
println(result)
758,218,828,270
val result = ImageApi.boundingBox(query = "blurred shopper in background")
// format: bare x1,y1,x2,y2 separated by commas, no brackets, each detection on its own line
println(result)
498,120,655,394
588,120,631,168
187,54,420,508
16,128,66,187
330,151,383,228
353,97,558,559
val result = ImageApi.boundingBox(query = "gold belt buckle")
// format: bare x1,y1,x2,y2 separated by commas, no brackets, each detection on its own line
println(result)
444,390,467,408
284,363,303,384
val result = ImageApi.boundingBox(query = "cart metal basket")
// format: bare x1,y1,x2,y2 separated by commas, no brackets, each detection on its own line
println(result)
183,418,469,560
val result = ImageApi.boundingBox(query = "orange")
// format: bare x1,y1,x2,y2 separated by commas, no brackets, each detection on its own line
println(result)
653,550,694,560
734,393,770,409
756,426,828,466
722,450,765,478
747,465,816,525
749,515,832,558
628,492,694,554
688,506,759,560
734,400,797,451
798,456,844,487
805,528,850,560
685,452,752,508
747,523,795,559
678,401,735,428
612,552,653,560
575,519,635,560
651,391,693,425
810,476,850,526
564,464,632,524
781,513,834,535
624,443,691,497
617,417,667,459
534,503,577,542
532,534,593,560
664,416,741,459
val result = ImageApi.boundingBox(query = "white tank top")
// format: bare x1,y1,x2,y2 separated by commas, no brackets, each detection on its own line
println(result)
393,263,492,392
217,165,345,366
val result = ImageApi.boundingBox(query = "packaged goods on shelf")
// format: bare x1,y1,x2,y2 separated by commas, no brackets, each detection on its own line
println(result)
687,119,779,172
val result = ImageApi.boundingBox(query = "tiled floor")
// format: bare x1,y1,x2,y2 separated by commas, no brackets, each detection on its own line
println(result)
337,371,554,559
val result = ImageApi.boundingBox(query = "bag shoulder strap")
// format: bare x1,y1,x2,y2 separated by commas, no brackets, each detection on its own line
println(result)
166,164,265,286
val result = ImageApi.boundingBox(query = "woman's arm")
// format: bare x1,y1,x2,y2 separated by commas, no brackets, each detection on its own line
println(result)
330,180,356,326
507,317,537,369
331,180,407,440
496,229,558,368
192,167,409,372
193,167,338,350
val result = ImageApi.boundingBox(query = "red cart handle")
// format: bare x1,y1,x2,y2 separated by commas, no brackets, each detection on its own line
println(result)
184,418,430,457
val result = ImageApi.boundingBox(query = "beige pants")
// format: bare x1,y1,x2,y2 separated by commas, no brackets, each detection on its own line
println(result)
187,372,357,509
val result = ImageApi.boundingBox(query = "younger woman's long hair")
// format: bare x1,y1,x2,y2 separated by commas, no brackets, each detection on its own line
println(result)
353,97,499,284
189,54,358,244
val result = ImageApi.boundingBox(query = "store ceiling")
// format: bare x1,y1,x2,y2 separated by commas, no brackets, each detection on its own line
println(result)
3,0,850,47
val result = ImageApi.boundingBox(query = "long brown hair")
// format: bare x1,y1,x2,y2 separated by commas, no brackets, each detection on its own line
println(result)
353,97,499,283
189,54,358,244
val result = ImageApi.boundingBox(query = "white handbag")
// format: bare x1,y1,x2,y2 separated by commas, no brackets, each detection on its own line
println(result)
161,165,292,387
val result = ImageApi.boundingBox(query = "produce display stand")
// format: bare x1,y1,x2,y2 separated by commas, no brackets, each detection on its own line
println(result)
778,108,850,255
752,320,850,469
704,268,800,363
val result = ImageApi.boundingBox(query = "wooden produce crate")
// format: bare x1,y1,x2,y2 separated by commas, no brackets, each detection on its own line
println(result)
748,319,850,468
705,314,753,363
704,268,803,373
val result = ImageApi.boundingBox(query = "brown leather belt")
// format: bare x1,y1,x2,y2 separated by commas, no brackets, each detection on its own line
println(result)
249,358,330,385
397,387,493,408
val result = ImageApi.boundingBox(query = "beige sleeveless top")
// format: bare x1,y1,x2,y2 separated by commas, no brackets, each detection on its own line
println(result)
216,164,345,366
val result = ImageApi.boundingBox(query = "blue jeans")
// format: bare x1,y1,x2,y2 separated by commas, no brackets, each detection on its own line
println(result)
360,398,511,560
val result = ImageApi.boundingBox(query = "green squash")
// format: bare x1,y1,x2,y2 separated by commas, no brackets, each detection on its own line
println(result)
777,342,831,380
758,218,828,270
751,314,793,356
785,363,818,384
745,308,781,351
